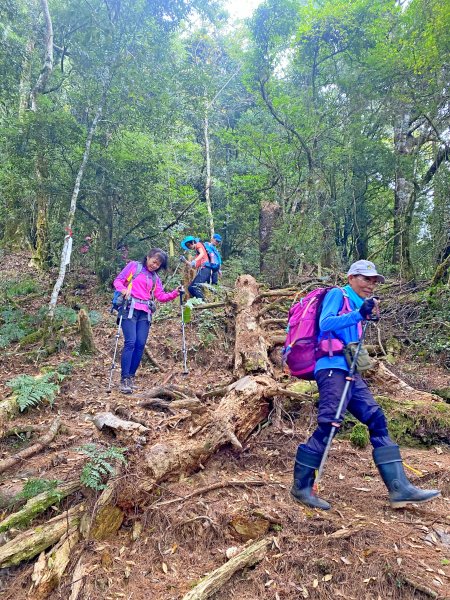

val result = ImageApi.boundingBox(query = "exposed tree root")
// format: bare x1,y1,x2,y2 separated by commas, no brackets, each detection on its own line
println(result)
0,417,61,475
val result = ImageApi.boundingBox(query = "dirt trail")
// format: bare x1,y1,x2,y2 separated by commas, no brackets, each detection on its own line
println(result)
0,254,449,599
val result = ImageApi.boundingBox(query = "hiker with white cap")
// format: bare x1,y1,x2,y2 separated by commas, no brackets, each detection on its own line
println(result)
291,259,440,510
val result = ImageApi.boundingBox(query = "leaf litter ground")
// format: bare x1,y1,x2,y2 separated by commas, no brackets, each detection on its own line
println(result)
0,254,448,599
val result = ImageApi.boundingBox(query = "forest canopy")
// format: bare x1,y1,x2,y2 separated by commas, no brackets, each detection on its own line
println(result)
0,0,449,286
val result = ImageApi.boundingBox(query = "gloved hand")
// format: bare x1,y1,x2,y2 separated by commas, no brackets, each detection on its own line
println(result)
190,260,196,267
359,298,375,319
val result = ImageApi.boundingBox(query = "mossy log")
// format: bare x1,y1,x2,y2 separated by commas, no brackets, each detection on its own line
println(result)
233,275,271,376
139,375,276,494
0,504,84,568
181,537,272,600
31,526,80,600
0,480,80,533
376,395,450,446
78,308,96,354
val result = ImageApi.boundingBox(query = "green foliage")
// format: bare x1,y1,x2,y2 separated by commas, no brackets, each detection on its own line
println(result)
6,372,60,412
17,478,59,501
0,321,27,347
5,278,40,297
349,423,369,449
183,297,204,324
56,361,74,376
52,306,78,326
77,444,128,491
88,310,102,326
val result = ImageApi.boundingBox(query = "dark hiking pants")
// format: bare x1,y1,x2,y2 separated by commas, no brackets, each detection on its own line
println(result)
121,309,150,378
188,267,212,299
301,369,395,456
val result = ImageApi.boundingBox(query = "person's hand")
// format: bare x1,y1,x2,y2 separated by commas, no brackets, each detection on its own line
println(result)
359,297,376,319
178,285,185,293
122,290,131,300
190,260,196,267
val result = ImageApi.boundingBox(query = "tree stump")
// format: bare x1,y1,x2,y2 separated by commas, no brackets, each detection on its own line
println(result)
233,275,271,377
78,308,96,354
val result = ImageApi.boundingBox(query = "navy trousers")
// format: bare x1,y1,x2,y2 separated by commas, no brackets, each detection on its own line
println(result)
120,309,150,378
302,369,395,455
188,267,212,299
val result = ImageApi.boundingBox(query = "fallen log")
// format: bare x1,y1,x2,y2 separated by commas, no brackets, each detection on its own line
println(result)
31,526,80,600
0,503,84,568
233,275,271,377
367,361,442,403
181,537,272,600
0,480,80,533
0,417,61,475
139,375,276,493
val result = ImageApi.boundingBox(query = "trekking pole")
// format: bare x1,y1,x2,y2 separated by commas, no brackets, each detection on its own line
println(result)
179,288,188,375
107,314,123,393
314,307,380,489
106,297,129,393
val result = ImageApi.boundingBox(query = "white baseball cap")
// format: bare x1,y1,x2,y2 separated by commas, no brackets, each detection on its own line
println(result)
347,260,385,283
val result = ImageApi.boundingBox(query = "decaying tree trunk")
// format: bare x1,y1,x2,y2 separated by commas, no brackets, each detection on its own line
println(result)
233,275,271,377
139,375,276,494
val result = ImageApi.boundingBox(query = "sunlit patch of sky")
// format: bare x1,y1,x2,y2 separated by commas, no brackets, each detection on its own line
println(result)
226,0,264,20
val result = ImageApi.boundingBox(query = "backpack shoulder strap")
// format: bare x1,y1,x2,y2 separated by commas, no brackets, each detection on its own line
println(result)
132,261,143,280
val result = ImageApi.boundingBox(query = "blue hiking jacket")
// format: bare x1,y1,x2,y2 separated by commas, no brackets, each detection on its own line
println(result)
315,288,364,374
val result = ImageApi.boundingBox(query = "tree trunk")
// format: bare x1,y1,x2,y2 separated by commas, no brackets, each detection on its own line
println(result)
204,110,215,238
48,99,104,317
393,113,416,279
259,201,281,285
78,309,96,354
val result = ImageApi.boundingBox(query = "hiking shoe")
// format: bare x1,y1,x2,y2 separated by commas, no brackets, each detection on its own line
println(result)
129,376,140,390
120,378,132,394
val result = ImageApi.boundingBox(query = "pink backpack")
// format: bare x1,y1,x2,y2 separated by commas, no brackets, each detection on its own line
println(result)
282,287,351,380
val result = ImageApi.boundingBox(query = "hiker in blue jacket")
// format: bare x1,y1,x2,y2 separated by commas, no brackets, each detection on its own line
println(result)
205,233,222,285
291,260,440,511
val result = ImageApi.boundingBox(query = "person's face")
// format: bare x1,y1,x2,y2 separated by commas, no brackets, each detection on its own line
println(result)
348,274,378,298
210,238,218,246
147,256,162,271
186,241,195,250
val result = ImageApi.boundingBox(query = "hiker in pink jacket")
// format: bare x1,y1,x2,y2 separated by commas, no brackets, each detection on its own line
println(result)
113,248,181,394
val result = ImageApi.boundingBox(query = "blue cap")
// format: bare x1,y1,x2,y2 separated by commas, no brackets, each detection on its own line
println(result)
213,233,222,242
181,236,197,250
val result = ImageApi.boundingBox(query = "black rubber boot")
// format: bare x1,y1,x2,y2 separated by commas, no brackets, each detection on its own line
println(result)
373,445,440,509
291,447,331,510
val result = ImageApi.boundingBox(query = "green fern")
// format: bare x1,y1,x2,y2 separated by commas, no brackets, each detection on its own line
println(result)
6,372,60,412
18,478,60,501
77,444,128,491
